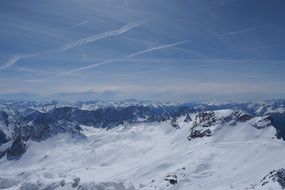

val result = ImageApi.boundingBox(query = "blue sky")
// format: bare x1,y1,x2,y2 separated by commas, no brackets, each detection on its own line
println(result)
0,0,285,101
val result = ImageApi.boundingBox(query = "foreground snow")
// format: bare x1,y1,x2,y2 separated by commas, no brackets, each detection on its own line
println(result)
0,111,285,190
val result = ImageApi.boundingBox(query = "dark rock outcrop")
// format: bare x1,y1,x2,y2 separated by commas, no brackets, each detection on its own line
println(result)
165,174,178,185
222,110,253,123
252,116,272,129
7,135,28,159
171,119,180,129
188,129,212,141
184,113,192,123
276,168,285,188
0,129,9,145
194,111,216,128
251,168,285,189
72,177,80,188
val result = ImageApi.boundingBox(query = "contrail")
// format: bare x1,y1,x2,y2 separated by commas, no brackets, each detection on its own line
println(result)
58,40,191,76
126,40,191,58
2,20,146,72
58,59,122,76
220,27,261,36
64,20,90,31
59,20,147,52
0,54,34,71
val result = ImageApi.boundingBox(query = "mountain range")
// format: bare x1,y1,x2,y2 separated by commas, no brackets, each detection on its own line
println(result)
0,99,285,189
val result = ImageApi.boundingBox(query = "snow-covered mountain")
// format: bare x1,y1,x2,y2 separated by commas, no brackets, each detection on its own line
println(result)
0,99,285,190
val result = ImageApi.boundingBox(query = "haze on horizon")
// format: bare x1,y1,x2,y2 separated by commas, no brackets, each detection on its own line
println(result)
0,0,285,101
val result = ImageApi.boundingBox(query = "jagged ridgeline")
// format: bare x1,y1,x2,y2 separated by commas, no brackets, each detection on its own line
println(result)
0,99,285,189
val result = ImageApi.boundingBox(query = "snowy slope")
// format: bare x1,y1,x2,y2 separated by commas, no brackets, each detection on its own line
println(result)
0,107,285,190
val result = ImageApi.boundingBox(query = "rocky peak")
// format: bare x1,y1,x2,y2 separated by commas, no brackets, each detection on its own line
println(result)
193,111,216,128
222,109,253,124
184,113,192,123
252,115,273,129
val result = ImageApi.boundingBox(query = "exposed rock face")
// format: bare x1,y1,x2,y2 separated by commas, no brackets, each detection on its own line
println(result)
222,109,253,123
188,129,212,141
184,113,192,123
234,111,253,122
0,129,9,145
171,119,180,129
188,110,260,141
194,111,216,128
276,169,285,188
0,111,12,145
0,149,6,159
165,174,178,185
7,135,28,159
72,177,80,188
250,168,285,189
0,111,9,125
252,116,273,129
188,111,215,141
